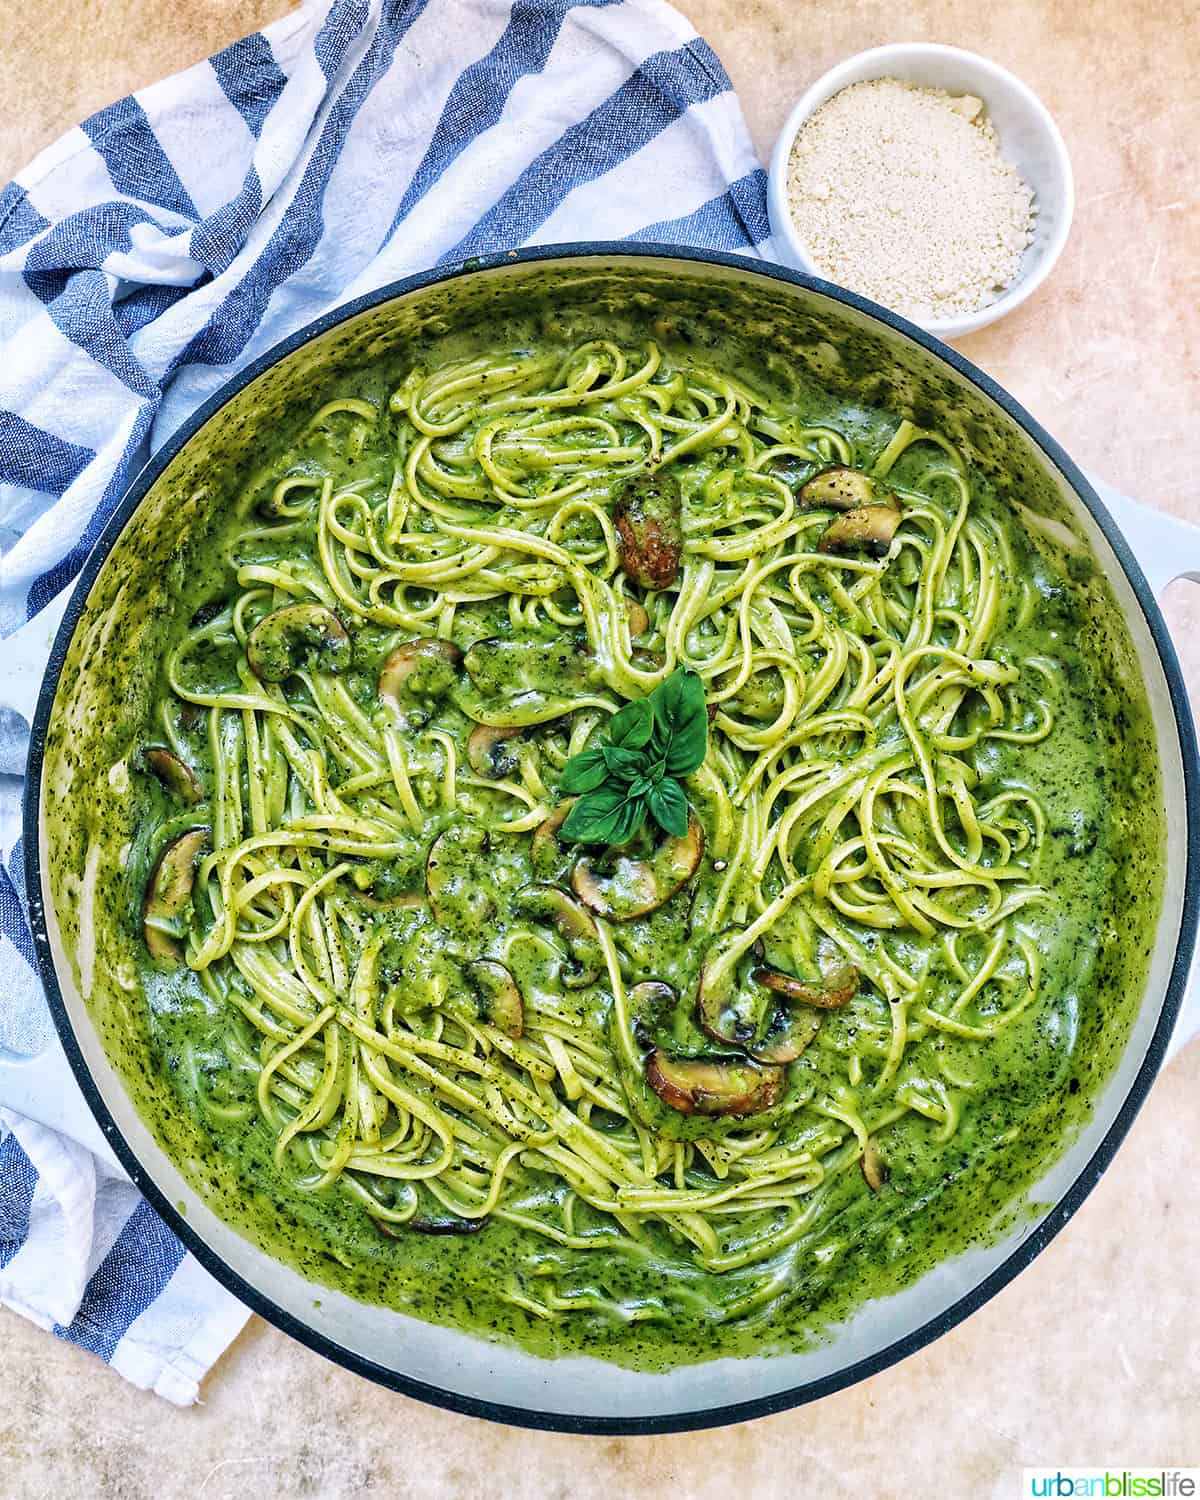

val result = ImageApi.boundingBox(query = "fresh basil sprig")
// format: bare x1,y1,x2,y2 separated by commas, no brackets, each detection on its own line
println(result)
558,668,708,845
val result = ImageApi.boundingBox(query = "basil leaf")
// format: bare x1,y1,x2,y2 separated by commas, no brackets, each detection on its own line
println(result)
559,791,622,844
663,720,707,778
650,668,708,776
607,791,648,846
646,776,689,838
599,744,645,781
608,697,655,749
558,746,609,795
560,783,648,845
626,769,661,799
650,667,703,730
553,671,704,846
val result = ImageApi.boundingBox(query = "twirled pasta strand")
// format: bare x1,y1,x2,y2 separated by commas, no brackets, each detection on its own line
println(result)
160,339,1055,1325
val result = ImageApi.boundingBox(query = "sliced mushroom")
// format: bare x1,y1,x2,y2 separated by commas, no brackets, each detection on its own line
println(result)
613,471,684,590
571,811,704,922
465,958,524,1038
246,602,351,682
425,824,495,931
628,980,677,1021
747,1008,822,1064
189,599,225,629
817,504,902,559
696,928,773,1046
630,647,666,676
411,1214,486,1234
531,800,573,878
379,638,462,705
374,1215,486,1238
629,980,680,1049
753,962,858,1009
626,600,651,638
645,1050,784,1117
463,636,594,696
143,826,209,962
466,722,523,779
762,452,814,491
511,883,603,988
798,466,882,511
861,1137,889,1194
140,747,203,805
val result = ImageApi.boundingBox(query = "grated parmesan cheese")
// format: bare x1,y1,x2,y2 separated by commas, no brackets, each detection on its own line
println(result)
785,78,1036,322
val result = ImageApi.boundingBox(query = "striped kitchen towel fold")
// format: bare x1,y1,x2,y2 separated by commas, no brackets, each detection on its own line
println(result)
0,1117,250,1404
0,0,769,1402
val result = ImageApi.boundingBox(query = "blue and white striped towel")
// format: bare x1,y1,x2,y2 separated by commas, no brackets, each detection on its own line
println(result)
0,0,769,1402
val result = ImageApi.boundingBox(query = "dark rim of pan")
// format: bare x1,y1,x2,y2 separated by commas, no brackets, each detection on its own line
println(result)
22,243,1200,1435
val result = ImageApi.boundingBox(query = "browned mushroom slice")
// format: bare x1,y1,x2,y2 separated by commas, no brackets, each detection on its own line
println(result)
425,824,495,931
410,1215,487,1234
645,1050,784,1117
817,504,901,559
761,452,813,491
628,980,677,1020
630,647,665,675
463,636,594,695
571,812,703,922
143,826,210,962
188,599,225,630
511,883,603,988
374,1215,486,1238
696,927,772,1046
465,958,524,1038
466,722,523,778
628,980,682,1050
531,800,573,878
247,602,351,682
613,471,684,590
379,638,463,705
798,466,881,511
860,1137,889,1193
747,1008,823,1064
753,962,858,1009
626,600,651,638
140,747,203,805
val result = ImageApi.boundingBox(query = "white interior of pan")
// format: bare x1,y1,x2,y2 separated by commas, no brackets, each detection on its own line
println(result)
37,255,1190,1421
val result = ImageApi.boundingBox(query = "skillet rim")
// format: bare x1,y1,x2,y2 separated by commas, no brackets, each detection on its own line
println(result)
22,241,1200,1434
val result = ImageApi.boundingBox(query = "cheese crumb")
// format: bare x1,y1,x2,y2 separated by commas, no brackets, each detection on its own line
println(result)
786,78,1036,322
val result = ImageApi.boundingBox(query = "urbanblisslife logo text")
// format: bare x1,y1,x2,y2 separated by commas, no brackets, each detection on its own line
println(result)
1023,1473,1199,1498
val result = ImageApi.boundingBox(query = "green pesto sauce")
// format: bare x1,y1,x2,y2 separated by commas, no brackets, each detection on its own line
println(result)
47,290,1164,1371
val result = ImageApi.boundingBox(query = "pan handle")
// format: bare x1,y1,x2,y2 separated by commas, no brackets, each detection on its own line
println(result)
1097,482,1200,594
1093,478,1200,1061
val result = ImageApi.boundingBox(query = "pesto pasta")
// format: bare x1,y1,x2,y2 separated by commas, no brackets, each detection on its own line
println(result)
135,331,1098,1345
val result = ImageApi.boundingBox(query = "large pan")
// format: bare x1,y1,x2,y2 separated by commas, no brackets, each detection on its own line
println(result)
18,245,1200,1432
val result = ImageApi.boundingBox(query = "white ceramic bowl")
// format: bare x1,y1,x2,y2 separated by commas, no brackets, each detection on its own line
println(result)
766,43,1075,340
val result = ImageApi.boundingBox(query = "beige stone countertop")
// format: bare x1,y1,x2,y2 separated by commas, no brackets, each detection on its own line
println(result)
1,2,1198,1496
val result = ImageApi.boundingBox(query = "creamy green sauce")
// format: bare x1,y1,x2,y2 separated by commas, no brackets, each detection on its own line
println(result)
47,289,1163,1369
